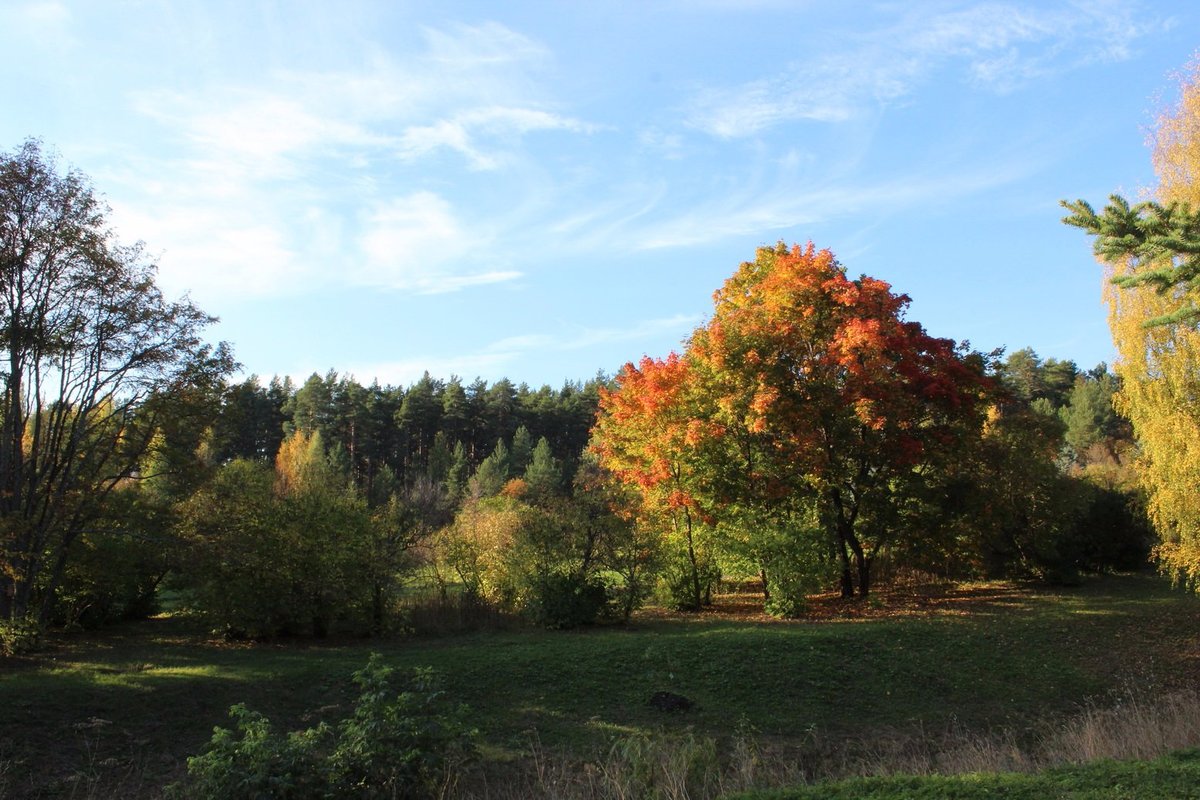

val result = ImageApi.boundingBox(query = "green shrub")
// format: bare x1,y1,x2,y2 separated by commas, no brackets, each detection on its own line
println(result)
760,527,836,619
328,661,474,796
170,654,474,799
526,572,613,629
0,619,41,656
170,704,329,799
656,553,721,612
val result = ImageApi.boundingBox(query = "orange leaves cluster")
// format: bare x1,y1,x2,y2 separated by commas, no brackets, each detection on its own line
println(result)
592,352,707,508
594,241,993,527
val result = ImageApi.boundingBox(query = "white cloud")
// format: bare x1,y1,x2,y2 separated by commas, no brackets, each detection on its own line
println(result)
356,193,521,293
110,20,588,301
136,91,389,179
485,314,701,356
108,200,303,301
309,352,518,389
421,21,550,68
2,1,72,46
686,1,1162,137
397,106,593,170
635,160,1040,250
639,128,687,160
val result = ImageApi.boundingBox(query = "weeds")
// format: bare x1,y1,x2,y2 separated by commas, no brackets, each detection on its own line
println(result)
1040,686,1200,765
451,687,1200,798
169,654,475,799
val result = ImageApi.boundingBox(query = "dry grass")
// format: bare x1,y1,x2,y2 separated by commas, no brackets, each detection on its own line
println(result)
1042,687,1200,765
449,687,1200,799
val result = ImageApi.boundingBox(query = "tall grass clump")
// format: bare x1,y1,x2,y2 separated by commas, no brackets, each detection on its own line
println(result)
455,688,1200,799
1039,687,1200,765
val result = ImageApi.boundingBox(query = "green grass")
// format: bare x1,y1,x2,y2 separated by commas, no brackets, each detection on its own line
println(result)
1,574,1198,796
729,749,1200,799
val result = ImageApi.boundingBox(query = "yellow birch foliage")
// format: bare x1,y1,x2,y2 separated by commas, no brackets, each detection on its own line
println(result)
274,429,328,497
1108,59,1200,587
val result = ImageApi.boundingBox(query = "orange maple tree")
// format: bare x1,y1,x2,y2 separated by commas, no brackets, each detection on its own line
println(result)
591,353,721,609
596,243,992,600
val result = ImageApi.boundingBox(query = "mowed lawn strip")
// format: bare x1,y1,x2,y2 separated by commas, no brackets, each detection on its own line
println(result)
1,574,1197,795
727,748,1200,800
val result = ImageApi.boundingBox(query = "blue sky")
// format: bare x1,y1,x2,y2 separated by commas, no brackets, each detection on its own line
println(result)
1,1,1195,389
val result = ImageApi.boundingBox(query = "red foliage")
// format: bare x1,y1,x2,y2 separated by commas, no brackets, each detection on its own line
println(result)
593,241,995,595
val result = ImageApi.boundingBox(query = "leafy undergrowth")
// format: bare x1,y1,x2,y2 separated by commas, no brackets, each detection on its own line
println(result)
1,573,1198,797
728,749,1200,800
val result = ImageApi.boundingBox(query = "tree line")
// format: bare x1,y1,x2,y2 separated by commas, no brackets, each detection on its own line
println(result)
216,369,607,495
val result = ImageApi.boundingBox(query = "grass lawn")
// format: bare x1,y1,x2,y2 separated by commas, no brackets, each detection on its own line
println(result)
728,749,1200,799
2,573,1199,797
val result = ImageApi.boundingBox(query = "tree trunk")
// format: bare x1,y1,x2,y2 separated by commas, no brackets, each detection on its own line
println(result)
838,541,854,599
683,507,702,611
11,555,35,623
843,527,870,598
36,545,74,629
0,575,12,621
857,553,872,598
831,487,871,598
372,582,385,635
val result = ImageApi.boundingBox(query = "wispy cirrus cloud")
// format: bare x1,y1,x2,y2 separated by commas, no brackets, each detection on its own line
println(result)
314,353,517,390
112,20,589,301
397,106,595,170
633,157,1044,250
687,0,1167,138
355,192,521,293
484,314,702,356
1,1,72,50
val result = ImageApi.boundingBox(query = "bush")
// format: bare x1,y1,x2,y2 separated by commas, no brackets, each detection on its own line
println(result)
170,655,474,799
174,459,381,638
170,704,329,799
50,528,166,630
526,572,613,629
759,522,837,619
0,619,41,656
656,553,721,612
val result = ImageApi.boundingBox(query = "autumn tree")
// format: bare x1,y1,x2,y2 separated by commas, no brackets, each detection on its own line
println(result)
592,353,720,610
0,140,232,632
596,243,991,602
1063,59,1200,588
177,431,384,637
688,243,991,597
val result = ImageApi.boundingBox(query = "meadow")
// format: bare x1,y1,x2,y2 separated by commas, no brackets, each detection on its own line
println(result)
2,573,1199,798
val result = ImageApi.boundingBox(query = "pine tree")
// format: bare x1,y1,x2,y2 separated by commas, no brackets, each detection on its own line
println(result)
509,425,533,477
523,437,562,499
469,440,509,499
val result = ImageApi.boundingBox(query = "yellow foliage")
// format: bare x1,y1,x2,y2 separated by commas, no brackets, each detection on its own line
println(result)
1151,58,1200,206
439,498,526,604
1107,59,1200,587
274,429,327,497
